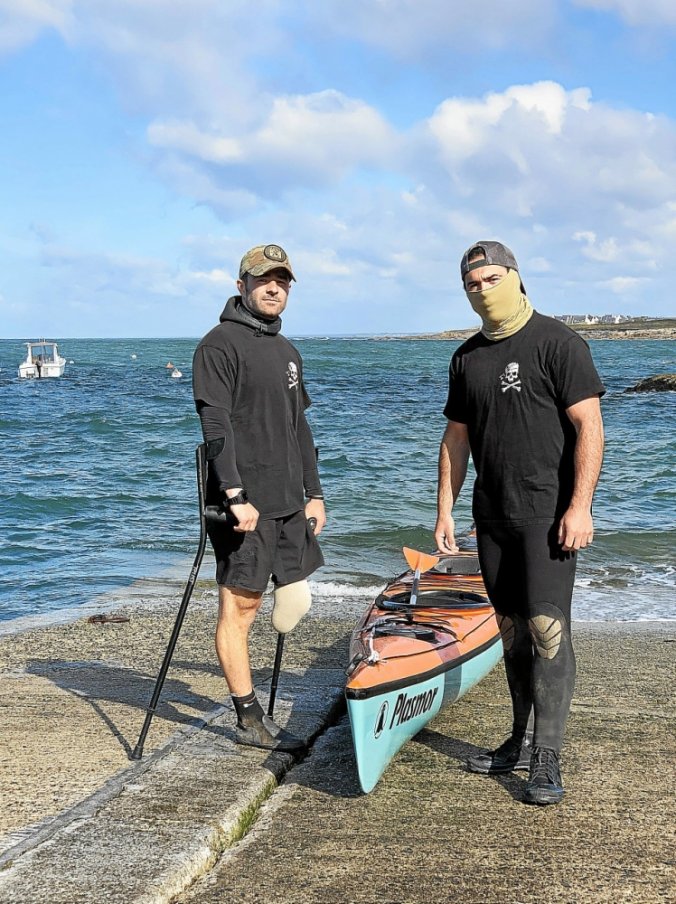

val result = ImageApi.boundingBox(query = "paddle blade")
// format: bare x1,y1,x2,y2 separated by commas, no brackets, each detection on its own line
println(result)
403,547,440,575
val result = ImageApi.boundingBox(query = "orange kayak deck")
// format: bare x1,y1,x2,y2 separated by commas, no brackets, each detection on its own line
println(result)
347,558,499,698
344,547,503,792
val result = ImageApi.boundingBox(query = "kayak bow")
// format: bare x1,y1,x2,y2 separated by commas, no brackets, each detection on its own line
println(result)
345,539,502,793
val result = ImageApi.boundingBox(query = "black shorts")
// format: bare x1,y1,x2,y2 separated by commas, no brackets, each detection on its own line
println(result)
207,509,324,594
476,520,577,621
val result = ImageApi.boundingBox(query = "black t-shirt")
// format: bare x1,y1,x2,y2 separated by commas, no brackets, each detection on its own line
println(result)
444,312,605,524
193,319,311,519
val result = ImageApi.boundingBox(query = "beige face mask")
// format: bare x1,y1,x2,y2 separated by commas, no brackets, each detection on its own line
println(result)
465,268,533,341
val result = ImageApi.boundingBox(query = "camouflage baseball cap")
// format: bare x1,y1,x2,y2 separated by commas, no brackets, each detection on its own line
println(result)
460,240,519,281
239,244,296,281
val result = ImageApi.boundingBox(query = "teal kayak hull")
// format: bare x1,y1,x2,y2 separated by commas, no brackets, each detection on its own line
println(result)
346,634,503,793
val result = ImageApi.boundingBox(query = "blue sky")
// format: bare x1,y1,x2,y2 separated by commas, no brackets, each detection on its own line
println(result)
2,1,676,338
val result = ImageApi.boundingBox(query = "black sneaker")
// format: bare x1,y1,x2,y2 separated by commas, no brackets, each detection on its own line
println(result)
467,735,533,774
235,714,305,752
524,746,564,805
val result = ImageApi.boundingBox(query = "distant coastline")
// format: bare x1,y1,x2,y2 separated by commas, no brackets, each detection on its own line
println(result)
387,317,676,341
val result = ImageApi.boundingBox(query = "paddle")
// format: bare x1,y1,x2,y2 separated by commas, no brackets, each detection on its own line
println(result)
402,547,440,608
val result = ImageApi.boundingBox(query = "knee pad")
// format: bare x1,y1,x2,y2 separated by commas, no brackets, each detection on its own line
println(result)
272,580,311,634
528,603,568,660
496,614,515,651
496,613,530,653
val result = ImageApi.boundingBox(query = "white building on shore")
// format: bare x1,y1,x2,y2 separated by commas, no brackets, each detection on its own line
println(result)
554,314,632,325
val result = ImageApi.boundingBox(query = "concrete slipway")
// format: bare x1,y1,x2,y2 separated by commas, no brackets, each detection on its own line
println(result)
0,589,673,903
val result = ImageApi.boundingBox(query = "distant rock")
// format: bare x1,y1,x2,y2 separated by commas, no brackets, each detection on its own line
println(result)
624,374,676,393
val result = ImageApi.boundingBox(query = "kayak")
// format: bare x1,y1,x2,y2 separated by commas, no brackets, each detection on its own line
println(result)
345,541,502,793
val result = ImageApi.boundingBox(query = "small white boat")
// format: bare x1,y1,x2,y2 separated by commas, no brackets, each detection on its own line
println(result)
18,340,66,379
170,367,183,379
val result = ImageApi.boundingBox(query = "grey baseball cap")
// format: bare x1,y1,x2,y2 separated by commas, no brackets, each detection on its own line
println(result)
460,240,519,279
460,240,525,292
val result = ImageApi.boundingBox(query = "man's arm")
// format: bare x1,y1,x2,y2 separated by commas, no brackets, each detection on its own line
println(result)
297,408,326,535
559,396,604,551
434,420,470,554
196,402,259,532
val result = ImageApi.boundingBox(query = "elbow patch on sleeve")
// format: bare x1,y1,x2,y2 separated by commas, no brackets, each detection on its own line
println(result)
206,437,226,460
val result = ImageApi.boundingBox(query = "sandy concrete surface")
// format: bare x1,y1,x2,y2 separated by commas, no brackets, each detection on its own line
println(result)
0,587,350,856
0,599,673,904
177,622,675,904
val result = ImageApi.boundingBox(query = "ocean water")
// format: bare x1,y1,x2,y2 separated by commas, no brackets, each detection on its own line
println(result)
0,336,674,630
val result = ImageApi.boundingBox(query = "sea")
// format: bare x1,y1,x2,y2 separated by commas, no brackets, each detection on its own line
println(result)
0,336,674,633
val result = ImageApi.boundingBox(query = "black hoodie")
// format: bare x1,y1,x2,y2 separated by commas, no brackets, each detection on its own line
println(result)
193,297,322,518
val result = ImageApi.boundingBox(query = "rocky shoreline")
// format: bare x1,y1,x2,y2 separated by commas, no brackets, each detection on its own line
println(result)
386,319,676,341
572,327,675,340
408,327,676,341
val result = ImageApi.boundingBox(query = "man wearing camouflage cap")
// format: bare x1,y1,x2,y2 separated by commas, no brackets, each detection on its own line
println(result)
193,244,325,751
435,240,605,805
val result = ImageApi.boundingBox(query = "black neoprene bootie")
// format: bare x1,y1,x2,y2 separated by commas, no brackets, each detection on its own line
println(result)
524,746,564,805
235,714,305,752
466,733,533,774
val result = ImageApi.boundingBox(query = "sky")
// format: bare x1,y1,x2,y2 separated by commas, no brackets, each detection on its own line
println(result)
2,1,676,338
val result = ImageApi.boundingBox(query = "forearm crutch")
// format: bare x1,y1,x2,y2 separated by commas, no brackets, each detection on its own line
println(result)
130,444,208,760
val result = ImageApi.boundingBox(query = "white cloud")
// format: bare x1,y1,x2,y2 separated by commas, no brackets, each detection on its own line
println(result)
2,0,286,125
0,0,73,53
148,91,398,192
4,1,676,330
600,276,646,293
573,232,620,262
141,91,400,223
305,0,558,56
573,0,676,27
39,241,233,301
426,82,591,170
295,249,352,278
147,121,242,164
421,82,676,253
527,257,552,273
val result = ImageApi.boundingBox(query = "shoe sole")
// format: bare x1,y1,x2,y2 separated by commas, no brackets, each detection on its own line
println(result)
235,737,305,752
523,788,565,805
235,730,305,752
467,759,531,775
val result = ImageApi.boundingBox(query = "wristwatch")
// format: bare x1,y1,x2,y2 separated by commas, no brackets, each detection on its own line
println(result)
224,490,248,507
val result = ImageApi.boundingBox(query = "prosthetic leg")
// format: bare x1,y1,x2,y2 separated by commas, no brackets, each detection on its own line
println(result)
267,524,315,718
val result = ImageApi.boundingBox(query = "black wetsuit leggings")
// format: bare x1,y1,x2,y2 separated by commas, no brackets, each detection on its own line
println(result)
477,520,577,752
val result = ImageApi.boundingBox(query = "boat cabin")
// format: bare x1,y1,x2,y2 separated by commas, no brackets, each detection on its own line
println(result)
18,340,67,379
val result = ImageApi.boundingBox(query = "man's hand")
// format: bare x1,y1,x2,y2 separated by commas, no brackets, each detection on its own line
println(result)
305,498,326,535
434,514,458,554
558,505,593,551
230,502,259,533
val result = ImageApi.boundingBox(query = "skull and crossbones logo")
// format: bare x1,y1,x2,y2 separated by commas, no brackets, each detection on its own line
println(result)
500,362,521,392
286,361,299,389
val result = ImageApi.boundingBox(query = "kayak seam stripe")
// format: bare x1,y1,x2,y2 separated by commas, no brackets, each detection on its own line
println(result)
344,633,502,701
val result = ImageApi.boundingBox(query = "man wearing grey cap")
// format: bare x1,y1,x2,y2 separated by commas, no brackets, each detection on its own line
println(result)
435,241,605,805
192,244,325,751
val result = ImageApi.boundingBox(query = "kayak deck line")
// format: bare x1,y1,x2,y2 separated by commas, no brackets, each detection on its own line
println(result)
345,631,502,700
